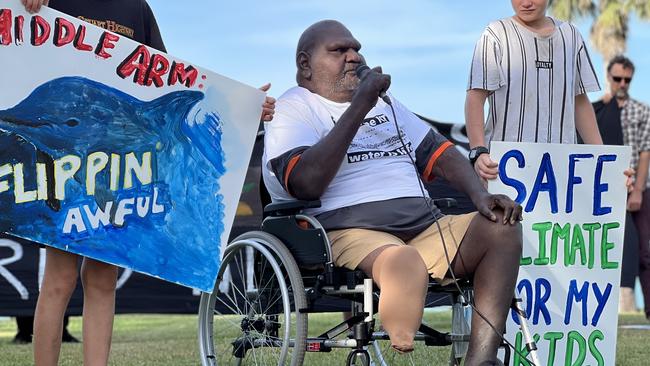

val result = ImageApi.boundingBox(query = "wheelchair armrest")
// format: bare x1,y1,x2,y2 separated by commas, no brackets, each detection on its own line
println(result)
264,200,322,217
432,198,457,209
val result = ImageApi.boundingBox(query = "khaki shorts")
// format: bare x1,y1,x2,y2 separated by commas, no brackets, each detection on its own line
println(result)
327,212,478,283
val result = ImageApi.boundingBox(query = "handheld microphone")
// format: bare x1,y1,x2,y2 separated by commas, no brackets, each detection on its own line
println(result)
355,64,392,105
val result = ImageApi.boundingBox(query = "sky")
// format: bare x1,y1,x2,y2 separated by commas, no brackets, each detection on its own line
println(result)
147,0,650,124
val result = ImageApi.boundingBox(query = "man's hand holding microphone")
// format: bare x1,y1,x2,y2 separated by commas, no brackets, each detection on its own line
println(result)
353,64,392,109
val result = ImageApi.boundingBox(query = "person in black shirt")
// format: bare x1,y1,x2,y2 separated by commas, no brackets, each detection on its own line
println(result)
593,56,650,318
20,2,169,365
22,0,165,52
19,1,274,365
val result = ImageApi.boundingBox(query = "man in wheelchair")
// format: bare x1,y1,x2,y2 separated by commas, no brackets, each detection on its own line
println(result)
262,20,523,365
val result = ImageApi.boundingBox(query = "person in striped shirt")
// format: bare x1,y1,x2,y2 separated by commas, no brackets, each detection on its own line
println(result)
465,0,603,181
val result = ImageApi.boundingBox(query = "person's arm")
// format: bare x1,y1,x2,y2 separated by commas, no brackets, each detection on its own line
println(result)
465,89,489,148
21,0,48,13
465,89,498,181
575,93,603,144
288,68,390,201
628,151,649,211
430,147,522,224
629,107,650,210
465,28,502,182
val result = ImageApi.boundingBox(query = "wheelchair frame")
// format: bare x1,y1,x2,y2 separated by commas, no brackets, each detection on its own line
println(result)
195,199,512,366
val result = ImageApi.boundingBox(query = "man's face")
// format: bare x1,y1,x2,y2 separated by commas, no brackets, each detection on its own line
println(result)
608,63,634,100
307,25,363,102
511,0,548,23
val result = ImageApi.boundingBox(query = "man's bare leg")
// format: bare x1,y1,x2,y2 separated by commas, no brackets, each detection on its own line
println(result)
359,245,429,352
451,212,522,365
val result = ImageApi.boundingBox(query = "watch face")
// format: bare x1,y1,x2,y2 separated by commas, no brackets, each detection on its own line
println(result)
469,147,487,162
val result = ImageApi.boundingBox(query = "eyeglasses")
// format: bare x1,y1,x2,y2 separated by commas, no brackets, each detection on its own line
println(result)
611,76,632,84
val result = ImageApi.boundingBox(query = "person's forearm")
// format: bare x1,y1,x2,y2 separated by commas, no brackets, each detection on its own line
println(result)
575,94,603,144
465,89,489,148
634,152,650,192
432,147,489,203
289,101,372,200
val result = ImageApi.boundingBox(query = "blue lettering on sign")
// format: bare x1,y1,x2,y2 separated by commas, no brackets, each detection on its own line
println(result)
511,278,552,326
499,149,527,204
564,280,613,327
565,279,589,326
534,278,552,325
591,282,612,326
498,150,619,216
593,155,616,216
525,153,558,213
566,154,593,213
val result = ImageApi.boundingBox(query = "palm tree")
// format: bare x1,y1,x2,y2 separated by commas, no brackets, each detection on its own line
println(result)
549,0,650,63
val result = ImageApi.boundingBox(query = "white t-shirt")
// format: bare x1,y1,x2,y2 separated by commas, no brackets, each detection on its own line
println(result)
468,17,600,144
263,86,433,216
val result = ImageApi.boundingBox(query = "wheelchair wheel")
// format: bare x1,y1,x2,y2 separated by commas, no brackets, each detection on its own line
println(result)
198,231,308,366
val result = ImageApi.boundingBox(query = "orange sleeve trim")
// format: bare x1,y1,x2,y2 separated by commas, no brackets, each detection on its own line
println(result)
284,154,302,191
422,141,454,182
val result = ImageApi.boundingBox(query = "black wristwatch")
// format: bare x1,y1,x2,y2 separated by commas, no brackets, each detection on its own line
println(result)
468,146,489,166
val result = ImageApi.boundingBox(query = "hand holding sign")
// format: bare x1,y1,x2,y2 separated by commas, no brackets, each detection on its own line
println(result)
259,83,276,122
20,0,48,13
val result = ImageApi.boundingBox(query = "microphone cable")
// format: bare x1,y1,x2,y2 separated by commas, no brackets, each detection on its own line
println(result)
385,99,537,366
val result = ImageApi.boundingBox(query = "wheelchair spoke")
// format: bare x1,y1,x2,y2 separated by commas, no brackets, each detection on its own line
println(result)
255,251,270,287
243,331,285,365
216,275,248,316
424,294,452,308
259,288,283,316
214,294,242,319
212,309,245,331
230,256,262,317
221,274,251,317
258,271,295,315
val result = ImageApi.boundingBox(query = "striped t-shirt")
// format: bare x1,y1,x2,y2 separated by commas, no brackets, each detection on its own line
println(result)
468,17,600,144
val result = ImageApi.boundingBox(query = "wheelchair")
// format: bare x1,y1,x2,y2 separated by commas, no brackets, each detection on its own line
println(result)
195,196,510,366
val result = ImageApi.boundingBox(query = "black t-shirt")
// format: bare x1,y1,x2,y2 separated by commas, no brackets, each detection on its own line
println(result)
48,0,166,52
592,99,624,146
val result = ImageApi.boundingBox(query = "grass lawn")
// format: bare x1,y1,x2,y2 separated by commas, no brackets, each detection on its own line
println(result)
0,312,648,365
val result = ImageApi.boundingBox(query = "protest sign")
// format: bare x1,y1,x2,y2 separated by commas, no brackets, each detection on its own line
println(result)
489,142,631,365
0,0,264,292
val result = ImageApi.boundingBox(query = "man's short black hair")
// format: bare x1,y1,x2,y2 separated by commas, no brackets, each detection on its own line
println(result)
607,55,635,73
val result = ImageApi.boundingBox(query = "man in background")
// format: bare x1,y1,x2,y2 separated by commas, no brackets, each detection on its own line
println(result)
593,55,650,319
